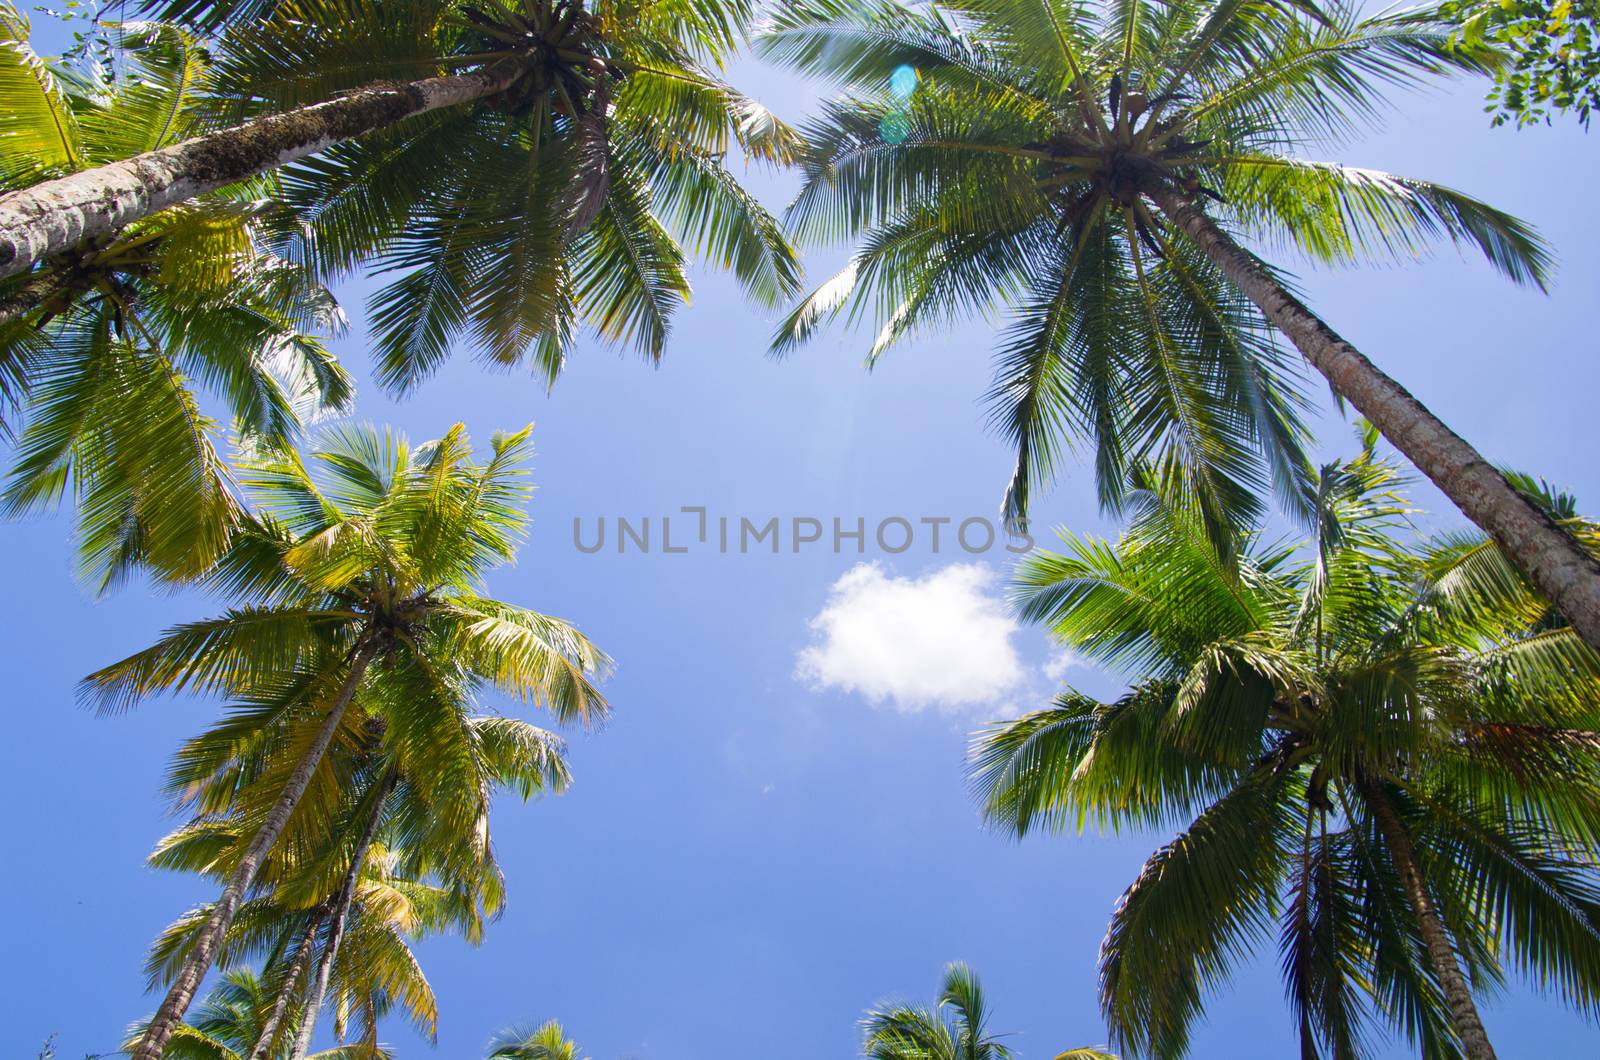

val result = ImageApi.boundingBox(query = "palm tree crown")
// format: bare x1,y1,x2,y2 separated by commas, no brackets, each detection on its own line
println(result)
861,962,1013,1060
122,969,386,1060
87,421,609,726
972,436,1600,1058
0,10,350,587
758,0,1545,534
146,831,495,1052
10,0,803,393
145,710,567,1055
859,963,1118,1059
486,1019,588,1060
229,0,802,391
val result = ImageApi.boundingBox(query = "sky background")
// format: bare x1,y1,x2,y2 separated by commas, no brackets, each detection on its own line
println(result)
5,11,1599,1059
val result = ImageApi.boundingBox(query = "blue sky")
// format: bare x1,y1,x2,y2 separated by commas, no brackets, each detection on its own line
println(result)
5,16,1600,1060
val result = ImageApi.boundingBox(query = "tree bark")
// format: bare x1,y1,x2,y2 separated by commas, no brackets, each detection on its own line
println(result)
0,64,519,284
289,770,396,1060
1361,777,1498,1060
1150,189,1600,658
245,909,325,1060
132,638,378,1060
0,270,61,328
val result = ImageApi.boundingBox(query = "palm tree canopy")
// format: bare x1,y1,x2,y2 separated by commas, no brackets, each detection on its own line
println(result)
143,0,803,393
971,438,1600,1057
486,1019,588,1060
140,685,572,1044
859,964,1117,1059
82,420,608,883
144,831,495,1046
758,0,1548,531
85,419,608,708
0,10,350,588
142,614,577,903
137,696,571,1051
862,962,1015,1060
122,969,390,1059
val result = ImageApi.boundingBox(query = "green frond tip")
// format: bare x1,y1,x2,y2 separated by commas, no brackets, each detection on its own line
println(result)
487,1018,589,1060
862,961,1015,1060
1221,156,1554,289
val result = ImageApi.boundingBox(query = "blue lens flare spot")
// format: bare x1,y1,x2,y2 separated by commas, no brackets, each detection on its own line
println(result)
879,110,912,144
888,64,918,100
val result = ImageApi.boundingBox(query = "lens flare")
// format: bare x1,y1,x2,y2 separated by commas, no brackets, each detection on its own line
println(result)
889,64,918,100
879,110,912,144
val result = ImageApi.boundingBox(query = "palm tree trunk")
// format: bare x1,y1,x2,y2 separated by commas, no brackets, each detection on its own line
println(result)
1150,189,1600,657
1360,777,1498,1060
0,63,521,285
289,770,396,1060
132,638,378,1060
245,909,325,1060
0,271,60,328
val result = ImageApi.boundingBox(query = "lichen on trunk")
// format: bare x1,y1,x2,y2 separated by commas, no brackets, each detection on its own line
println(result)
0,67,515,283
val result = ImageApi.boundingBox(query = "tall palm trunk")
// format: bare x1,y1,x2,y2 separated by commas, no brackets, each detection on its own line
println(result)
289,770,396,1060
1150,189,1600,657
1360,777,1498,1060
133,639,378,1060
245,909,325,1060
0,64,520,285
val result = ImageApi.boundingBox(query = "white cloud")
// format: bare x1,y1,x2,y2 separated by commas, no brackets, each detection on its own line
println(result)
1044,647,1090,683
795,562,1024,713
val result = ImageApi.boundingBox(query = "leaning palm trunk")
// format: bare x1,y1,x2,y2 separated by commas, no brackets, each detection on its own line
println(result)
1360,777,1498,1060
289,772,395,1060
0,65,518,284
1151,189,1600,656
134,641,378,1060
245,909,325,1060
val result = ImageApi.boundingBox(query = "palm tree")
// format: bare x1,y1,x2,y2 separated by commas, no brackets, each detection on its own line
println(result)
145,691,567,1060
0,10,350,586
970,437,1600,1059
86,421,611,1060
757,0,1600,658
148,730,563,1060
486,1021,588,1060
146,827,508,1057
861,963,1013,1060
122,969,386,1060
860,962,1115,1060
0,0,799,390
